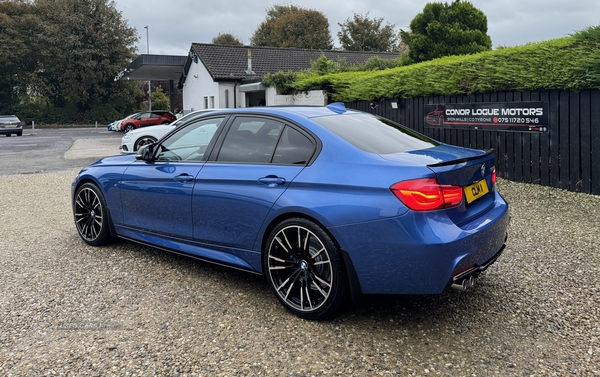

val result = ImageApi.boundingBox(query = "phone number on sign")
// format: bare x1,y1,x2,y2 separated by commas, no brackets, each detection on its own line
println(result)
493,117,540,124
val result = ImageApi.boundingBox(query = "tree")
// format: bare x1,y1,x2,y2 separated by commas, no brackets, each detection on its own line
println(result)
337,12,398,52
400,0,492,62
0,1,43,113
33,0,138,112
250,4,333,49
212,32,243,46
151,86,169,110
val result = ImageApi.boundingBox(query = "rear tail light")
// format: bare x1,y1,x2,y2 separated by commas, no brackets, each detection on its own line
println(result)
491,166,497,186
390,178,463,211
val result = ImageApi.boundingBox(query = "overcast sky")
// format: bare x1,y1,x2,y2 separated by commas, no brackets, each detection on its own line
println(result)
114,0,600,56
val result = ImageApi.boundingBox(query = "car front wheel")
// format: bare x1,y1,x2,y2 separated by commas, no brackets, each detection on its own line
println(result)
134,136,157,151
74,183,114,246
264,218,348,320
124,124,136,133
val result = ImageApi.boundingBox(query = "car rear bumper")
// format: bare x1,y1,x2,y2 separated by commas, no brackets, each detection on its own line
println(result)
0,126,22,135
330,191,510,295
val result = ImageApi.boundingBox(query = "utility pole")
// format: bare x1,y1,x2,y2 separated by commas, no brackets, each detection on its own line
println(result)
145,25,151,111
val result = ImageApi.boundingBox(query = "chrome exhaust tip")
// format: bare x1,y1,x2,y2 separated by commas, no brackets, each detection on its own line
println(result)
451,276,477,291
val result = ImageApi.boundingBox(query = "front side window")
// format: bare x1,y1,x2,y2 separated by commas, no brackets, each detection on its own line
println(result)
217,117,284,163
156,117,225,162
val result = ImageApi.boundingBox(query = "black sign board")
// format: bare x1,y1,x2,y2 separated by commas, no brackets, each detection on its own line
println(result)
423,102,549,132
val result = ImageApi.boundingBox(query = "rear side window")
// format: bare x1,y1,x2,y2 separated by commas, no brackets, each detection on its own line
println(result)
217,117,284,163
272,127,314,165
0,116,20,123
313,113,438,154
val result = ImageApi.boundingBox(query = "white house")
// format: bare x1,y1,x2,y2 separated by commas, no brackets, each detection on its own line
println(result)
178,44,398,112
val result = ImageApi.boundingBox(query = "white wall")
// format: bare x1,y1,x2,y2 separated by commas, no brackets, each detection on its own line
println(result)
182,59,220,112
218,83,236,109
182,61,327,111
265,88,327,106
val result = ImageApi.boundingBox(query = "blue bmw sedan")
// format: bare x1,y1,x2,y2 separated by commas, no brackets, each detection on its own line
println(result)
72,103,509,319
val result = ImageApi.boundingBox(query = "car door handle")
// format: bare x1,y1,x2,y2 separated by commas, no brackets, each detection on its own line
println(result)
174,174,194,183
258,175,286,187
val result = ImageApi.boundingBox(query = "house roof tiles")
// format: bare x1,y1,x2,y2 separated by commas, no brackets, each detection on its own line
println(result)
184,43,399,83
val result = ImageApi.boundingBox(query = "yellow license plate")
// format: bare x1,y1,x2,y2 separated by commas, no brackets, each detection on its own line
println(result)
464,179,489,204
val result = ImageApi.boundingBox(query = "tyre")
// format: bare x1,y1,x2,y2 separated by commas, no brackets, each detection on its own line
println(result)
17,132,22,136
264,218,348,320
73,182,114,246
134,136,157,151
5,134,10,137
124,124,136,133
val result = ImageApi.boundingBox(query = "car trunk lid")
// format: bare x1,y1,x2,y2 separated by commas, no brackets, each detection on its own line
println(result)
382,144,498,225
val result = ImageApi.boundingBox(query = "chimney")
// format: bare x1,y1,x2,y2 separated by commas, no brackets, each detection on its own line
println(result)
246,49,255,75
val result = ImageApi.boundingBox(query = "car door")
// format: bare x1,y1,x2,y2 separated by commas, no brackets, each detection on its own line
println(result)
119,116,226,238
192,116,317,252
139,112,159,128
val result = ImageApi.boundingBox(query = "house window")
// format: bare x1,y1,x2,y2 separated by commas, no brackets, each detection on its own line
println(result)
204,97,208,109
210,96,215,109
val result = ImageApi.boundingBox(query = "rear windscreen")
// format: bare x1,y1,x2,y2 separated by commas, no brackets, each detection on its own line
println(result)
312,113,438,154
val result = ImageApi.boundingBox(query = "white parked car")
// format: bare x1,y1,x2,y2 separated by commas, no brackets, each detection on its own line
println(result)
120,110,214,153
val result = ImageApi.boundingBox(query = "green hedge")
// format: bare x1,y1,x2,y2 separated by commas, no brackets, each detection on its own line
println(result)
292,26,600,102
14,103,130,125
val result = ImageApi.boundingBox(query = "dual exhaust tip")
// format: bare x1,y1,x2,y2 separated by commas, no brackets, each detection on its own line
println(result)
451,275,477,291
450,243,506,291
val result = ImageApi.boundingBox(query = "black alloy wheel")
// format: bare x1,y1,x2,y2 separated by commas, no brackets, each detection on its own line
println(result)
124,124,136,133
74,183,114,246
264,218,348,320
134,136,157,151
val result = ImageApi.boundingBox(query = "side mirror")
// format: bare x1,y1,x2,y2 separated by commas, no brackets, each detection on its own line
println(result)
135,143,155,161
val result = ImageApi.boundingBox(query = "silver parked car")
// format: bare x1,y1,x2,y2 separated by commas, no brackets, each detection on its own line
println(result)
0,115,25,137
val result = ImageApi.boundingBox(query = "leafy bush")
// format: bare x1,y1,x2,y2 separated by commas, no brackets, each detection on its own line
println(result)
262,71,299,94
292,25,600,102
263,54,403,94
14,102,126,125
83,103,122,124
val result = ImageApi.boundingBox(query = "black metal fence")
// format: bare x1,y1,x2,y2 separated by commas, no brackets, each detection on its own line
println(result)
345,89,600,195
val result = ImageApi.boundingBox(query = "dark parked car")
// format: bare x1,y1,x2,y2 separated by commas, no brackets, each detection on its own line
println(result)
120,111,176,132
71,103,509,319
0,115,25,136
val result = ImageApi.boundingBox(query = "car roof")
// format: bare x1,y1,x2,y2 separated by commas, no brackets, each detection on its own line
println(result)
204,103,358,120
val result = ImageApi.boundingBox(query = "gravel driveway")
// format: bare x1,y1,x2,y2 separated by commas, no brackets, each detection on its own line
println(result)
0,162,598,375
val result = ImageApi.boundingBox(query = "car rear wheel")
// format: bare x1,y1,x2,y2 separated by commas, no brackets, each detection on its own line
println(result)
264,218,348,320
74,183,114,246
134,136,157,151
124,124,136,133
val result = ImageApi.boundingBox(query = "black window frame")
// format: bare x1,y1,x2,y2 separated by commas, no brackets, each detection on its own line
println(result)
207,114,321,166
151,115,229,163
